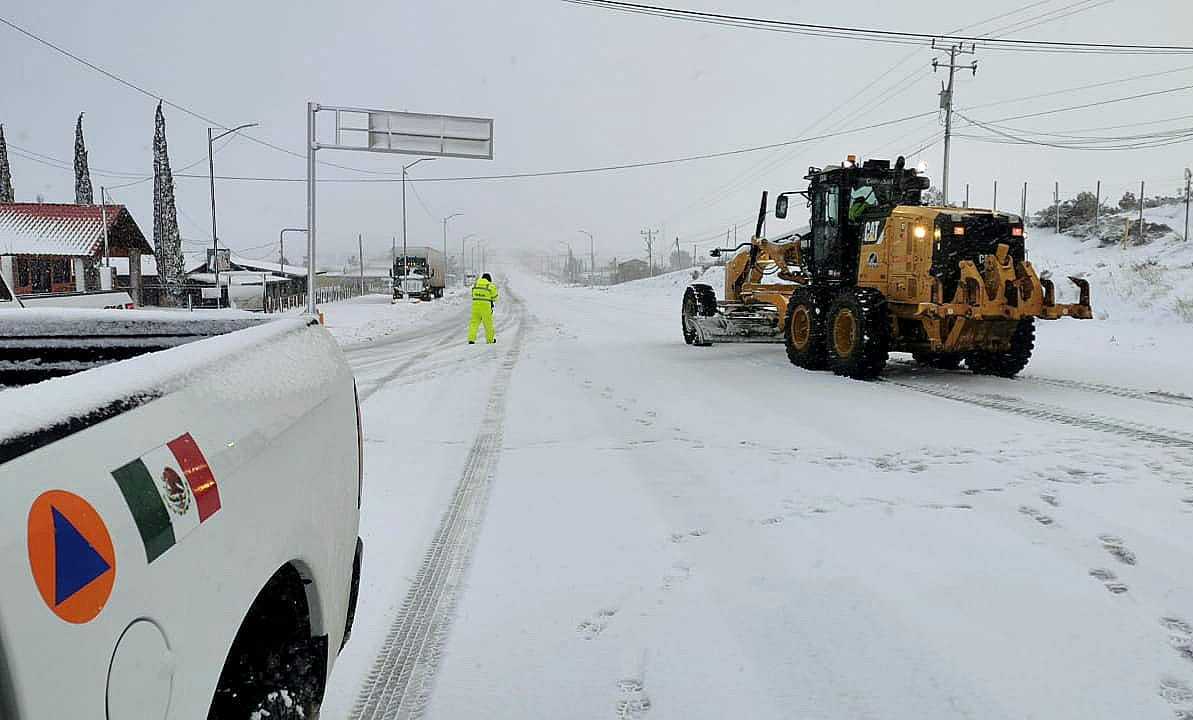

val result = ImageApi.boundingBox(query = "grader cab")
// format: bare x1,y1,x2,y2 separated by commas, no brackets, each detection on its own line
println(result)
681,155,1092,379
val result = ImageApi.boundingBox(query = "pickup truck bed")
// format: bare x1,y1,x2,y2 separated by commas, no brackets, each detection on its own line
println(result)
0,310,362,719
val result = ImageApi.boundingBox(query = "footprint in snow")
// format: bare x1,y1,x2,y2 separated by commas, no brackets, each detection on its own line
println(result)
1088,568,1128,594
668,529,705,543
1040,492,1060,507
1099,535,1137,565
1161,617,1193,663
1018,505,1054,526
577,620,606,640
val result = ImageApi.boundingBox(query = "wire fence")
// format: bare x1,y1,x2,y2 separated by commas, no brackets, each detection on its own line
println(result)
942,172,1191,244
262,277,390,313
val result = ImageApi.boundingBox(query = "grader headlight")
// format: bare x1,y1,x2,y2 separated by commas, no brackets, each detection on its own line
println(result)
913,225,928,239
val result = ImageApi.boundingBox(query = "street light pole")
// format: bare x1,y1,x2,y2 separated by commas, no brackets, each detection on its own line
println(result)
400,157,435,294
279,227,305,268
207,122,257,308
578,230,594,287
461,233,478,287
443,212,463,287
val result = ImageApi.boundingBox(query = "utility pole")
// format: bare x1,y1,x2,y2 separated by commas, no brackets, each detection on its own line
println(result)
932,41,977,206
993,180,998,211
579,230,594,286
1094,180,1102,233
1139,180,1146,241
1055,181,1060,234
358,233,364,295
208,122,257,309
674,237,681,271
640,228,657,276
1184,168,1191,241
1021,181,1027,221
964,183,970,208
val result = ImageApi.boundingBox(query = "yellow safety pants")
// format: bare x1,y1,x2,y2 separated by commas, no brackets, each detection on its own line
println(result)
468,301,495,343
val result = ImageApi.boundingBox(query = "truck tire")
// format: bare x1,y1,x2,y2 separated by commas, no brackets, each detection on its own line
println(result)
912,351,963,370
826,288,889,380
965,318,1035,378
784,287,827,370
681,284,716,346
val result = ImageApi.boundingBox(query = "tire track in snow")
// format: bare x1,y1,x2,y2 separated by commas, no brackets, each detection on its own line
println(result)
884,379,1193,449
350,295,525,720
351,303,520,401
887,359,1193,410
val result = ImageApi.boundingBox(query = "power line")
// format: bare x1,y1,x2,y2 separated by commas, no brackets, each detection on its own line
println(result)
560,0,1193,54
0,13,409,178
15,109,939,185
960,62,1193,112
973,82,1193,123
956,113,1193,150
979,0,1111,37
654,0,1092,234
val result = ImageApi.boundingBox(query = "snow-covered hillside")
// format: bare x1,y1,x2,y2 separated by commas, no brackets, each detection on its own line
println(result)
1030,202,1193,323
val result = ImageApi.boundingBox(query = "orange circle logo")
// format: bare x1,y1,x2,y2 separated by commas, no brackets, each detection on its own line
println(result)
27,490,116,624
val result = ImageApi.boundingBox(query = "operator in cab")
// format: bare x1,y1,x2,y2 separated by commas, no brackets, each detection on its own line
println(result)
468,272,499,344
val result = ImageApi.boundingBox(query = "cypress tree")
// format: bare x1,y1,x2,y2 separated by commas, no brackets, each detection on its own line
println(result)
153,102,184,301
74,113,94,204
0,124,13,203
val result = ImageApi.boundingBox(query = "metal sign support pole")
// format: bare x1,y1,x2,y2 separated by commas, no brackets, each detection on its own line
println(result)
306,102,317,315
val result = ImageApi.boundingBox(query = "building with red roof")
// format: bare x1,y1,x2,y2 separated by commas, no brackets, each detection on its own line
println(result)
0,203,153,303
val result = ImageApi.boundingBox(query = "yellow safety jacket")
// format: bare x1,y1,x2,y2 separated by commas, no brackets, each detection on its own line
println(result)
472,277,499,305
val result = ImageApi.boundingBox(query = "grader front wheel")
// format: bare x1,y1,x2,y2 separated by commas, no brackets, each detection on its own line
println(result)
784,288,827,370
681,284,716,347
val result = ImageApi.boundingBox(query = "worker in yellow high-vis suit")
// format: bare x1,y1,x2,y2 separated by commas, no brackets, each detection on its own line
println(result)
467,273,499,344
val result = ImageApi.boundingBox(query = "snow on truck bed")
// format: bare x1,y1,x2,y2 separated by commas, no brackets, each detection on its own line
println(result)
0,315,343,460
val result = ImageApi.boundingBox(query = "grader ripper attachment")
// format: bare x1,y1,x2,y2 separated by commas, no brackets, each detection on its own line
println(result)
681,155,1092,379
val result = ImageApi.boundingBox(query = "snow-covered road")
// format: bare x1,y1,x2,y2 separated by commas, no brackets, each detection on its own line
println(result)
323,270,1193,720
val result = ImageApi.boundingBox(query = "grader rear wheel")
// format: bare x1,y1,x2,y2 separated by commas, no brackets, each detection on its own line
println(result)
826,288,889,380
965,318,1036,378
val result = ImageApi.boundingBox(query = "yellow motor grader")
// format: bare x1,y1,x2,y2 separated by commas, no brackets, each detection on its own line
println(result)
681,156,1092,379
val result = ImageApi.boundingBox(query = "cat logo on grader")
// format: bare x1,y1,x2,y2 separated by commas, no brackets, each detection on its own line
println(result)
681,155,1092,379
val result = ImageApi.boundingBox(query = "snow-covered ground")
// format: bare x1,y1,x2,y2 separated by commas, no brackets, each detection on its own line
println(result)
316,289,470,347
322,250,1193,719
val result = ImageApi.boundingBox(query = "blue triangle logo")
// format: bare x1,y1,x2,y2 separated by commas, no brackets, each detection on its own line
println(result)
52,506,111,606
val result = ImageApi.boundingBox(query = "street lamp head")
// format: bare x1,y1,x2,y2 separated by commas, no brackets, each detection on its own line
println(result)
405,157,437,171
210,122,259,143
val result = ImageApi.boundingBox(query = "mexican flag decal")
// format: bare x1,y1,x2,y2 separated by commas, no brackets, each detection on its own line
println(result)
111,433,221,563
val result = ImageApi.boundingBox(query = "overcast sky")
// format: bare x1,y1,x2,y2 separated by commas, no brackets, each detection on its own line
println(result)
2,0,1191,268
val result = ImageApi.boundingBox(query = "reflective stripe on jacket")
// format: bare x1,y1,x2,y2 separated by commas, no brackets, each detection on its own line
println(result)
472,278,498,304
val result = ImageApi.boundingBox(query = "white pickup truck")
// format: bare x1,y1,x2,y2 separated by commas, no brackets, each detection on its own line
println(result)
0,307,363,719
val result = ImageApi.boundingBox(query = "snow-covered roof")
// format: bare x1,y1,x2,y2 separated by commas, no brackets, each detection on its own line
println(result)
184,252,310,278
227,255,309,277
0,203,150,257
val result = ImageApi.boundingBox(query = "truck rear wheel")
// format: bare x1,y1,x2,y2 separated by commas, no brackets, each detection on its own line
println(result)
784,288,827,370
965,318,1035,378
681,284,716,346
826,288,889,380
